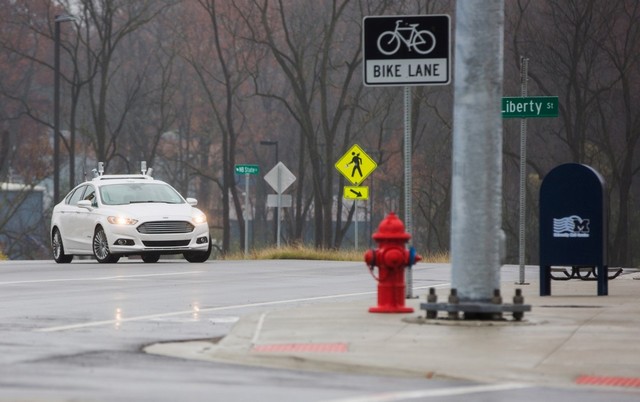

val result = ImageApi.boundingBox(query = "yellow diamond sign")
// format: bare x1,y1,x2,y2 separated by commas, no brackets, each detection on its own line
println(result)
335,144,377,185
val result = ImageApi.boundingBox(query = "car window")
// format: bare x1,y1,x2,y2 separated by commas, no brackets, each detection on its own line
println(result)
83,185,97,207
66,185,86,205
100,183,184,205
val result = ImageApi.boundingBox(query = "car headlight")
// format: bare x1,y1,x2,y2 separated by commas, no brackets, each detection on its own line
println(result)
107,216,138,225
192,213,207,225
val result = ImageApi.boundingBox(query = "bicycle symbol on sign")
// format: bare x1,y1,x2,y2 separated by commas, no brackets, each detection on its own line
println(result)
377,20,436,56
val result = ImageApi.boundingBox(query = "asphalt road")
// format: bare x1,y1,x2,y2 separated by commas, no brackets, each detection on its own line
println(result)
0,259,635,401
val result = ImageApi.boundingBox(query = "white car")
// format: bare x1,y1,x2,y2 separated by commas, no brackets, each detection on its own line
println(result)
51,173,211,264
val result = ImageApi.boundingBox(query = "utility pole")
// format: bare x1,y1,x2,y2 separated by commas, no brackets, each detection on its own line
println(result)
450,0,504,308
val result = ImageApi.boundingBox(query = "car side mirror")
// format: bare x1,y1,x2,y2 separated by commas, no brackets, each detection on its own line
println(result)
186,198,198,206
77,200,92,209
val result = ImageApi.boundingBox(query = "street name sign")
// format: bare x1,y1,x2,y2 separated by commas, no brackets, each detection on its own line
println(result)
335,144,377,186
363,15,451,86
502,96,559,118
343,186,369,200
235,164,260,175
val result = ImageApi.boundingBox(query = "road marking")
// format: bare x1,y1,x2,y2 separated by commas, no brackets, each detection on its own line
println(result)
576,375,640,388
35,283,451,333
252,343,348,353
324,383,532,402
0,271,205,286
251,313,268,345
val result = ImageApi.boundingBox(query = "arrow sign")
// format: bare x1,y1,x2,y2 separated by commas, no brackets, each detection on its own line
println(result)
343,186,369,200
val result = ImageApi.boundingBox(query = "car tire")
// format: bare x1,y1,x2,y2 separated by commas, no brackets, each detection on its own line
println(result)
184,239,212,263
142,253,160,263
93,226,120,264
52,228,73,264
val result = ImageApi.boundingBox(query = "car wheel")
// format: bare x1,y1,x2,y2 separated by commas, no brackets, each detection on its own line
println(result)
184,239,212,263
93,226,120,264
142,253,160,263
52,228,73,263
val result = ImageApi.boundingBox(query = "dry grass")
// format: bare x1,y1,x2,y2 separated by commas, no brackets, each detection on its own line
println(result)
225,245,449,263
0,250,7,261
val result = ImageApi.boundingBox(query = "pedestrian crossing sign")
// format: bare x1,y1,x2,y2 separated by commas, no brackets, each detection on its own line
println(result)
334,144,377,185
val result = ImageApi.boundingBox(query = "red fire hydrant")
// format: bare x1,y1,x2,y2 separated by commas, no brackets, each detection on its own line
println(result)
365,212,422,313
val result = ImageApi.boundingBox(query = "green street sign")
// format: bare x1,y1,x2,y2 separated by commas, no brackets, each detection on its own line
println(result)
502,96,558,118
235,164,259,175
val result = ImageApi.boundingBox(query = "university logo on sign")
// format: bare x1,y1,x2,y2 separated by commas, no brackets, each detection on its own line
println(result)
363,15,451,86
553,215,590,238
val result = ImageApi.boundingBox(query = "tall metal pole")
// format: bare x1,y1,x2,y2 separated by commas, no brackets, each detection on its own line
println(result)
260,140,279,246
450,0,504,305
276,164,282,248
274,143,279,246
354,200,358,250
517,57,529,284
53,15,74,203
404,86,414,298
244,173,250,257
53,19,61,204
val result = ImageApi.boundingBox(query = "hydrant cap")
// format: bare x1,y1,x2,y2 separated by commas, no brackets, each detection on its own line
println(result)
372,212,411,241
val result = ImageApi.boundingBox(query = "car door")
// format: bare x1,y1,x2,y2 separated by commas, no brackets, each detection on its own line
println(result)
75,185,98,251
59,185,86,251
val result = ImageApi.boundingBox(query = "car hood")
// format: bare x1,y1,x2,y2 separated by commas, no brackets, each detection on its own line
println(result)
101,203,200,219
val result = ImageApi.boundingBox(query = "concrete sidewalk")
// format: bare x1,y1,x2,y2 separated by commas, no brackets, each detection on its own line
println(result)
147,268,640,390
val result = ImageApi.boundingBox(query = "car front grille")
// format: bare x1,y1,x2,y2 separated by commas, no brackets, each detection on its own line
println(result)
137,221,194,234
142,240,191,247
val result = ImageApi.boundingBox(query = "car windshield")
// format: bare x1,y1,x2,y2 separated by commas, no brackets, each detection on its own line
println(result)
100,183,184,205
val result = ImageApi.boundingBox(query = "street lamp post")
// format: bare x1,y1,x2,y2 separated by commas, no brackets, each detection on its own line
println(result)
260,140,279,245
53,14,74,203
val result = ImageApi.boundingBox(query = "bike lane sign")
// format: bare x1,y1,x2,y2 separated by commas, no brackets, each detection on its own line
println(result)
363,15,450,86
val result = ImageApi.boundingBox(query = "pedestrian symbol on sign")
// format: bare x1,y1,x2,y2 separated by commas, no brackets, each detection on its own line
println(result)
347,152,363,178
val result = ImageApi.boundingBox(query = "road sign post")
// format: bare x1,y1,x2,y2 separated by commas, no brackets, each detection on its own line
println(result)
502,89,559,285
336,145,377,251
264,162,296,248
235,164,260,256
364,15,451,298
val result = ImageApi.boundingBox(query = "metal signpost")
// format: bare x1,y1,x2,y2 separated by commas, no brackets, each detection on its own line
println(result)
363,14,450,298
336,145,377,251
502,60,559,284
235,164,259,256
264,162,296,248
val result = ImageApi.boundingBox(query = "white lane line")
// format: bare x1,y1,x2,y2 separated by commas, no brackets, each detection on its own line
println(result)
36,283,452,333
324,383,532,402
251,312,267,345
0,271,205,286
